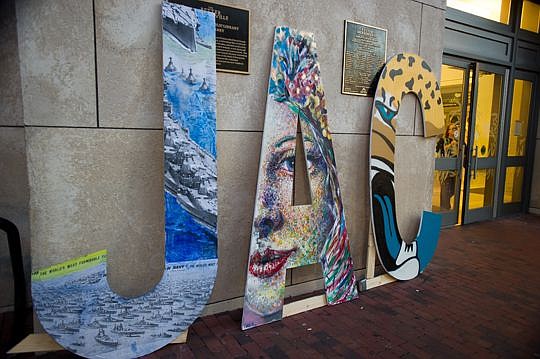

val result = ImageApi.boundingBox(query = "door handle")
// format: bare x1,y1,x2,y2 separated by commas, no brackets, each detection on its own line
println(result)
473,145,478,180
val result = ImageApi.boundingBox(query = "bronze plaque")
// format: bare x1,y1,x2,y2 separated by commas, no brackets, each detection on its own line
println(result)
175,0,250,74
341,20,387,96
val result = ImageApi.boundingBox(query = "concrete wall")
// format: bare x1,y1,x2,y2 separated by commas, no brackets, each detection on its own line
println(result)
0,0,30,312
1,0,446,313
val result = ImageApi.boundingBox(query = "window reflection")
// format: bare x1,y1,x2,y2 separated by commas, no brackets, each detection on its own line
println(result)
433,170,459,212
473,71,503,158
447,0,511,24
504,166,524,203
468,169,496,210
432,65,466,214
435,65,464,159
521,0,540,33
508,79,532,157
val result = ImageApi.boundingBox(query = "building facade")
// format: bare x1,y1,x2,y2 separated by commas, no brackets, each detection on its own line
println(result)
433,0,540,226
0,0,538,316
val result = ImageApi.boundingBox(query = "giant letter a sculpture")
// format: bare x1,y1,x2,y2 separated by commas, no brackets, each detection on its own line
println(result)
242,27,357,330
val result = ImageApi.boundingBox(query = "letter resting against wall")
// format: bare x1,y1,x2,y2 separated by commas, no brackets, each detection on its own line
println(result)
30,4,218,358
369,53,445,281
242,27,358,330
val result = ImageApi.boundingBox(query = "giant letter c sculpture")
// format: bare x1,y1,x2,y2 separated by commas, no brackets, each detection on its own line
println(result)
31,4,218,358
369,53,444,280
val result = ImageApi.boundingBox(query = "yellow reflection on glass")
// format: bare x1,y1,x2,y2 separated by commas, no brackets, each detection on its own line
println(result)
432,170,459,212
473,71,503,158
504,166,524,203
468,169,495,210
435,65,465,158
521,0,540,33
448,0,511,24
508,79,532,157
432,173,442,212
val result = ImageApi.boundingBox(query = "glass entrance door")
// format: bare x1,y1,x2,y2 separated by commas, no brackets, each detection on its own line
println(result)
432,61,470,226
432,59,507,226
500,71,537,214
462,63,506,224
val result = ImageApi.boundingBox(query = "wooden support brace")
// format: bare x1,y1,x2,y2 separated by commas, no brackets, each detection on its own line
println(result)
7,330,188,354
365,228,376,280
359,274,396,291
283,294,327,318
361,227,396,291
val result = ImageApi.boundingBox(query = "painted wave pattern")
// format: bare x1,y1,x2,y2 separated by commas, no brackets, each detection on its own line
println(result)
165,192,217,262
162,4,218,261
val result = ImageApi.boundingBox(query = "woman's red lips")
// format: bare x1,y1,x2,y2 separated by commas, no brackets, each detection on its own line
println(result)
249,248,296,278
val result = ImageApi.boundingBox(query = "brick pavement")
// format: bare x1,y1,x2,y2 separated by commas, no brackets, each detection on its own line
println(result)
4,214,540,358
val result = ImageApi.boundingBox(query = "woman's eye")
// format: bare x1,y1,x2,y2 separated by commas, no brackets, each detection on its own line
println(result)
275,146,320,176
278,154,318,175
278,155,295,174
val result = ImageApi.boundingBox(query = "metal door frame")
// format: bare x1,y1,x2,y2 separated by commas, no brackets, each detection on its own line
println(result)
499,70,539,214
461,62,509,224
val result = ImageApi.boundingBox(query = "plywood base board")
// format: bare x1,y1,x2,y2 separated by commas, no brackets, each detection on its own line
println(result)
283,294,327,318
7,333,62,353
8,331,188,354
359,274,396,291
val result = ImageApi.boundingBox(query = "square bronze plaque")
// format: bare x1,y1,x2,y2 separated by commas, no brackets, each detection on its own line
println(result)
341,20,387,96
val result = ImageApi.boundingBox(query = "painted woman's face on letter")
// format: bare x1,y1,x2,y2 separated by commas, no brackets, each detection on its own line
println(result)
243,27,358,330
244,102,334,318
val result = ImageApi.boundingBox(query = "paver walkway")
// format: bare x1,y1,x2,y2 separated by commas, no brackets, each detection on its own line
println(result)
4,215,540,358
